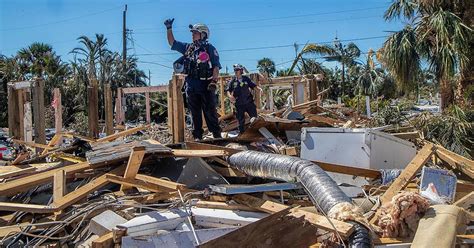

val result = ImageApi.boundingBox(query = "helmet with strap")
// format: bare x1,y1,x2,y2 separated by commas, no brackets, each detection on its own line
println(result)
189,23,210,40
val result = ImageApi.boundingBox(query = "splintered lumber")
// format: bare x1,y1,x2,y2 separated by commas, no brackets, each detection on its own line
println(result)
0,162,92,196
52,166,125,211
120,146,146,191
95,125,150,143
435,144,474,179
379,143,434,205
171,149,228,157
135,174,186,190
41,133,63,155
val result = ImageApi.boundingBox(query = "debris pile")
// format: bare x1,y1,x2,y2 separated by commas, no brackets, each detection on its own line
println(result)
0,100,473,248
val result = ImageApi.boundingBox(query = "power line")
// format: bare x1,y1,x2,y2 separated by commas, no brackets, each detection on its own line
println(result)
0,6,122,32
133,6,388,31
134,35,389,56
132,15,381,35
138,61,173,69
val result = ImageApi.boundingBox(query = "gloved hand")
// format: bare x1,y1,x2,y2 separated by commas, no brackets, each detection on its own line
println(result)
164,18,174,29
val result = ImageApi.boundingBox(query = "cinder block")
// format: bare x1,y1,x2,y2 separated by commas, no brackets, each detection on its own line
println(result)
89,210,128,236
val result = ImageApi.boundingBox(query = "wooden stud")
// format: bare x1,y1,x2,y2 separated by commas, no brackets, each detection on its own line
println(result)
53,169,66,204
104,84,114,135
87,83,99,138
435,144,474,179
32,78,46,146
135,174,186,190
23,101,33,142
121,85,167,94
53,88,63,145
145,91,151,124
120,146,146,191
115,88,123,125
219,78,225,115
17,89,25,141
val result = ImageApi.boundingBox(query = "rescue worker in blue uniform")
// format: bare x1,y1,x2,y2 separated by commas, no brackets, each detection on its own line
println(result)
164,18,222,140
226,64,261,133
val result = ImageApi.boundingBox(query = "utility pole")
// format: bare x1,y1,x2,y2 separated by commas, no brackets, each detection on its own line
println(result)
148,70,151,86
122,4,127,69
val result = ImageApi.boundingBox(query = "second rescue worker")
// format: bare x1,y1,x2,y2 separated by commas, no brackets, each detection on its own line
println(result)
164,18,222,140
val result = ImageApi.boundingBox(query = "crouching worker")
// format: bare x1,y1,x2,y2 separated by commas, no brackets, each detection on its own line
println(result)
227,64,261,133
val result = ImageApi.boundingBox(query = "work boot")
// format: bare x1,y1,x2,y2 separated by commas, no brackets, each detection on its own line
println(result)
212,132,222,139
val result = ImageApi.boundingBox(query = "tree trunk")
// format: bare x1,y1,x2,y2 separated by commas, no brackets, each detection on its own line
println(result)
440,78,454,112
341,63,345,97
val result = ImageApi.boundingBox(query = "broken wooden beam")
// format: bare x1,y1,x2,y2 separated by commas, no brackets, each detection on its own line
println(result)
120,146,146,191
95,125,150,143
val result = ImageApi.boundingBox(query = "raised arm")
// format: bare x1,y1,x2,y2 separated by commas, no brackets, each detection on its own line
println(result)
164,18,175,46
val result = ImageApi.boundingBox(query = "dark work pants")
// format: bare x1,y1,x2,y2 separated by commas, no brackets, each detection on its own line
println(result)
186,90,221,139
236,102,258,133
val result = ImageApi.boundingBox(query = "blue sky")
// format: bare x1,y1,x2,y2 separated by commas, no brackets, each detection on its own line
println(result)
0,0,403,85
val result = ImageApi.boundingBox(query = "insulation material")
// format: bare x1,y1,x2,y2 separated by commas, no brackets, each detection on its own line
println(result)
377,192,431,238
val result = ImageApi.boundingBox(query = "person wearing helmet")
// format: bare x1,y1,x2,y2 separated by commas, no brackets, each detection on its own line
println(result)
164,18,222,140
226,64,261,133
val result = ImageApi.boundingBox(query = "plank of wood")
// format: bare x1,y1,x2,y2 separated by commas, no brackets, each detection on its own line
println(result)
185,141,243,155
314,160,381,179
106,174,173,193
0,167,36,179
288,208,354,237
120,146,146,191
391,131,420,140
195,200,256,212
0,202,55,213
121,85,167,94
0,162,92,196
135,174,186,190
92,231,114,248
104,84,114,136
41,133,63,155
53,169,66,204
435,145,474,179
171,149,228,157
454,191,474,210
11,152,29,165
52,166,125,210
233,194,289,214
95,125,149,143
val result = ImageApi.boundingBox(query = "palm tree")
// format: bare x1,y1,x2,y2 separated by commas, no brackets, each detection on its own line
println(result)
289,38,361,97
379,0,472,111
355,50,384,115
71,34,108,83
257,58,276,77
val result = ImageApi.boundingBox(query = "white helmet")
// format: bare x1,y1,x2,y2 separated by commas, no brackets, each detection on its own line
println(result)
233,64,244,71
189,23,210,39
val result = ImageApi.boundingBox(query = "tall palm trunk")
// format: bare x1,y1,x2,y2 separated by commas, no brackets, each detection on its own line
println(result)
341,63,345,97
440,77,454,111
